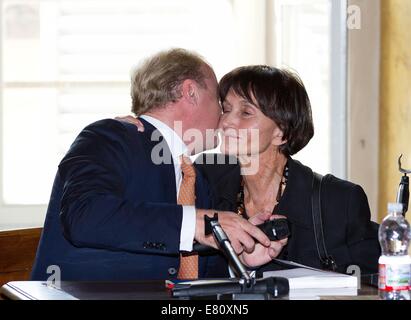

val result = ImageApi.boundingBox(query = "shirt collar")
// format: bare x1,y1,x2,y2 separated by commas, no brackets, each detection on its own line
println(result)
140,115,189,161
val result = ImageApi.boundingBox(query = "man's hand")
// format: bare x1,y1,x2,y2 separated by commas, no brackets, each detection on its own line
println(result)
239,212,289,268
115,115,145,132
195,209,271,255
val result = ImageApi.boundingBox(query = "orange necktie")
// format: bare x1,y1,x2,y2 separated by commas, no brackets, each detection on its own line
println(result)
177,155,198,279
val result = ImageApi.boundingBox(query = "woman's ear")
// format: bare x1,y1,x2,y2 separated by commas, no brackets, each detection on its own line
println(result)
272,127,287,146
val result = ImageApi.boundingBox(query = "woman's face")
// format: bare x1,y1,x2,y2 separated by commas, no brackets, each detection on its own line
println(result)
219,89,285,156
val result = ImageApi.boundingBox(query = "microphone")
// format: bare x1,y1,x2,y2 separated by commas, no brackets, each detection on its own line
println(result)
396,175,409,216
207,215,251,282
257,218,290,241
193,218,290,252
397,154,411,216
172,276,289,298
172,213,290,299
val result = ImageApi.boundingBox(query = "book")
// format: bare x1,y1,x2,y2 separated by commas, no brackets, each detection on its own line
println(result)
263,267,358,289
287,287,358,300
262,260,358,299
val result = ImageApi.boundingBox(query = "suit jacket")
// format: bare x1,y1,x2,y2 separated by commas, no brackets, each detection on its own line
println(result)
31,118,227,281
195,154,381,275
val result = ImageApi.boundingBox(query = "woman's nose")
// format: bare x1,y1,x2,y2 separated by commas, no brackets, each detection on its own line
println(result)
219,112,238,130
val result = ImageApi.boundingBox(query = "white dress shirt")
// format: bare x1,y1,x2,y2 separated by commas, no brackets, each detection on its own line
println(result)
140,115,196,252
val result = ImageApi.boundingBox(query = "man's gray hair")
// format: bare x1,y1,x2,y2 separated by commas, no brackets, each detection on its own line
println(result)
130,48,209,115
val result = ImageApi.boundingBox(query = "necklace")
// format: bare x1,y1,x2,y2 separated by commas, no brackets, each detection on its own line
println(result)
236,162,289,218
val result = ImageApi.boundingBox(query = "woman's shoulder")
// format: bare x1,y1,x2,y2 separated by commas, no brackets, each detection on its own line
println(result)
290,158,363,193
323,174,363,192
288,158,368,211
323,174,369,211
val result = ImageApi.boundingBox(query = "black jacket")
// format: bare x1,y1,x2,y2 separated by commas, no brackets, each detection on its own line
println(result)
195,154,381,275
32,119,225,281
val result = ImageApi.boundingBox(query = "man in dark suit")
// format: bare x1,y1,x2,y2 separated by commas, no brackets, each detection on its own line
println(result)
31,49,271,281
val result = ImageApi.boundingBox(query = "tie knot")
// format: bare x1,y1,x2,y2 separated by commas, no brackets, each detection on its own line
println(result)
180,155,196,178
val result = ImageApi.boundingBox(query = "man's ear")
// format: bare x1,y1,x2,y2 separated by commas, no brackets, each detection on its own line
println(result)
181,79,198,105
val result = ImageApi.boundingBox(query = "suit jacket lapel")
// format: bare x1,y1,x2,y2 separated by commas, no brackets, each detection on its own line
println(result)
138,118,214,275
138,117,177,202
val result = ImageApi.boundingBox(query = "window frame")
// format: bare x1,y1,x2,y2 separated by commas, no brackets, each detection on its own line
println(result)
330,0,348,179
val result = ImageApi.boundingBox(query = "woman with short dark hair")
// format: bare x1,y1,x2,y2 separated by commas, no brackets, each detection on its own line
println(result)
218,65,314,157
119,64,380,276
197,65,380,275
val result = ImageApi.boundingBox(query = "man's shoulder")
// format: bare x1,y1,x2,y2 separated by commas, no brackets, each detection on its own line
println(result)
73,118,156,148
82,118,139,136
62,119,154,164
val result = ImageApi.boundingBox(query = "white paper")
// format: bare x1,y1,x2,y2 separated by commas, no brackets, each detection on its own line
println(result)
263,266,358,290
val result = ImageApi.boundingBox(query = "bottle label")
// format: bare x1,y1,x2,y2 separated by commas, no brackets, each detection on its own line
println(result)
379,263,411,291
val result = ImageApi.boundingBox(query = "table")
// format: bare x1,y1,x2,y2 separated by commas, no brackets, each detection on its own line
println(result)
0,280,379,300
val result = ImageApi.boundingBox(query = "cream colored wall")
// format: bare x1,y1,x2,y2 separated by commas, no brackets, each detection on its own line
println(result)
379,0,411,221
347,0,381,222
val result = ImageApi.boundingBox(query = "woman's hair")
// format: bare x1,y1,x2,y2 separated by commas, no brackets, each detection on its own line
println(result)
219,65,314,156
130,48,209,115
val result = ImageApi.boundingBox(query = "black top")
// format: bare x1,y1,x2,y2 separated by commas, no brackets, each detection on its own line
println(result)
195,153,381,275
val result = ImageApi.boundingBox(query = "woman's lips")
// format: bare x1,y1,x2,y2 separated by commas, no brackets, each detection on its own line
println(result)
221,133,240,139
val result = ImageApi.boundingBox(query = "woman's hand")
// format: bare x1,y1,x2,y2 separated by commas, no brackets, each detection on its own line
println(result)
238,212,289,268
115,115,145,132
239,237,288,268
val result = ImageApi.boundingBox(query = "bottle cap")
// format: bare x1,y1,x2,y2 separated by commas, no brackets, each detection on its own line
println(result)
387,202,403,213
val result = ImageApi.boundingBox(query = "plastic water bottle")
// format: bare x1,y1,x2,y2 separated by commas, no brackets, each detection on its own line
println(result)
378,202,411,300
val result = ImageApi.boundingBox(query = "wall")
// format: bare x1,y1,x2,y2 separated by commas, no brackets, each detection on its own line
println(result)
379,0,411,221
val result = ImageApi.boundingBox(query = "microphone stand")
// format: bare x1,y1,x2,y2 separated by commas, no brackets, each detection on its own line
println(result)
397,154,410,217
171,213,289,300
